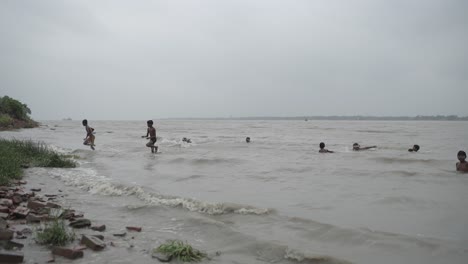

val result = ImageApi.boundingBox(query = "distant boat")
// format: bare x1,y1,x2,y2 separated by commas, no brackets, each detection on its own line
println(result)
62,117,72,121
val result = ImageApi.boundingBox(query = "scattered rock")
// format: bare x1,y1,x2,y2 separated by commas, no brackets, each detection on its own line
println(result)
12,207,30,218
0,219,6,229
27,200,46,210
26,213,44,223
69,219,91,228
30,188,41,192
113,232,126,237
91,225,106,232
0,240,24,250
152,251,172,262
0,199,13,207
73,245,87,251
52,247,84,260
80,235,106,251
60,209,75,219
0,251,24,263
45,202,61,209
92,234,104,240
0,213,9,220
126,226,142,232
11,195,22,205
0,229,14,240
0,206,9,214
73,213,84,218
47,254,55,263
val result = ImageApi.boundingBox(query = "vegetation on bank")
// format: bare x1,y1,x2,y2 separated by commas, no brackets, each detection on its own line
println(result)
0,139,76,185
36,216,75,246
0,96,38,129
154,240,207,262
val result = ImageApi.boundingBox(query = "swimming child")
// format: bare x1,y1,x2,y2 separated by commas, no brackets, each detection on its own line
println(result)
352,143,376,151
408,144,420,152
456,150,468,172
319,142,334,153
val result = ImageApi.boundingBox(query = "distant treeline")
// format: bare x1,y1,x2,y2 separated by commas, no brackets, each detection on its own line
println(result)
0,96,38,129
171,115,468,121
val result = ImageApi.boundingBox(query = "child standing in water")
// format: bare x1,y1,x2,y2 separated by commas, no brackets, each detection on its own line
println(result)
142,120,157,153
456,151,468,172
82,119,95,150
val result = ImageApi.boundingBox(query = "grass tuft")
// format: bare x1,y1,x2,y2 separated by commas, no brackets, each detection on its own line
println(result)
36,218,75,246
0,139,76,185
155,240,206,262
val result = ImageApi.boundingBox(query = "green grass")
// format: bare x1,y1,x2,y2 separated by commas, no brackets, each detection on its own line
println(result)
0,139,76,185
0,114,13,127
36,217,75,246
154,240,206,262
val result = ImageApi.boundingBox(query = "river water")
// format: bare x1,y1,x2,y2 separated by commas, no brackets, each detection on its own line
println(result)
1,120,468,264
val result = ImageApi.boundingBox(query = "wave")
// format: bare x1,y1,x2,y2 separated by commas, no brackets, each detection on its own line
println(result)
47,167,269,216
373,196,436,208
372,157,440,164
355,130,397,134
384,170,419,177
168,157,243,165
175,174,206,182
284,249,352,264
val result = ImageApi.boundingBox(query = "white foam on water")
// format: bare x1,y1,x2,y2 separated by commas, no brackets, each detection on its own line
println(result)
284,249,352,264
48,167,270,216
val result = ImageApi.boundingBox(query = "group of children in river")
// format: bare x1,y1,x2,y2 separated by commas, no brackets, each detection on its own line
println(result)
81,119,468,172
314,142,467,172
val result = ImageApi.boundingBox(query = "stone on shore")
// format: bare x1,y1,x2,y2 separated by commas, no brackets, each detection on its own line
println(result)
80,235,106,251
52,247,84,259
12,207,30,219
152,251,172,262
11,195,22,205
0,199,13,207
27,200,46,211
26,213,45,223
92,234,104,240
0,206,9,214
91,225,106,232
0,219,6,229
0,240,24,250
0,229,14,240
126,226,142,232
69,219,91,228
0,251,24,263
45,202,61,209
0,213,8,220
113,232,126,237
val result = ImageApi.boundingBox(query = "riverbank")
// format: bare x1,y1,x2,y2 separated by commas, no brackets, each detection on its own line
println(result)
0,118,38,131
0,139,75,185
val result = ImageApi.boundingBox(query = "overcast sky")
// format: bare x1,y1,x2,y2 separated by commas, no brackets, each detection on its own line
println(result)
1,0,467,120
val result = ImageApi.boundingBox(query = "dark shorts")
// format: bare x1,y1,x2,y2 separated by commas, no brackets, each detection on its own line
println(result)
146,138,156,147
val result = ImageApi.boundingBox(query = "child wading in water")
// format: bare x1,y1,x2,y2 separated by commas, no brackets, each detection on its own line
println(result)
82,119,95,150
142,120,158,153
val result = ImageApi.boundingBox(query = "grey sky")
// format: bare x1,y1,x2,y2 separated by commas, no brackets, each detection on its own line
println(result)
1,0,467,120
